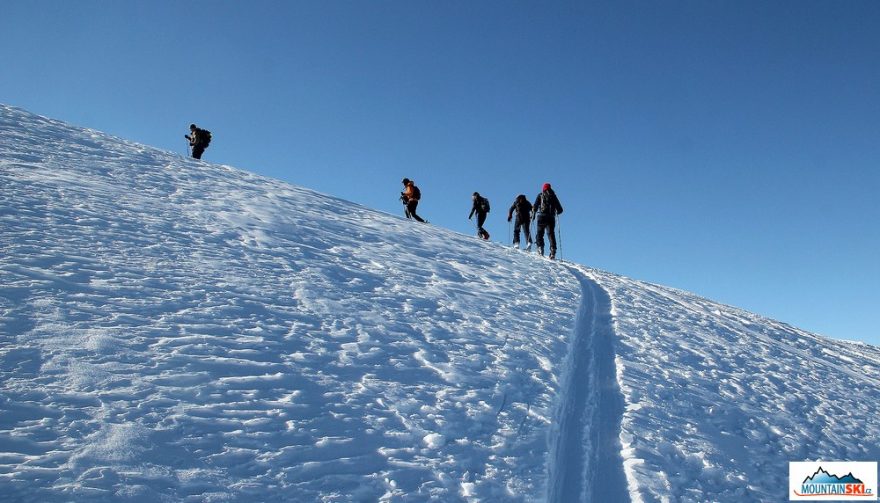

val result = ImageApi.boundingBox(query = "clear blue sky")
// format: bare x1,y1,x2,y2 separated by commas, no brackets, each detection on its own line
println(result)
3,1,878,345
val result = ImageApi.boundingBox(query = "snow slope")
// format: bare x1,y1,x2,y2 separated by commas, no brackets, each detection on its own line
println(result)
1,104,879,502
587,269,880,502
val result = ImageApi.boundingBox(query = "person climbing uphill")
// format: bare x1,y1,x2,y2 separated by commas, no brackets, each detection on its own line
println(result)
400,178,426,223
185,124,212,159
532,183,563,259
468,192,490,240
507,194,533,250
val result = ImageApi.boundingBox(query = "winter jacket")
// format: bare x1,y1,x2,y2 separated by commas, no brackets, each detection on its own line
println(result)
403,181,421,202
532,189,563,218
469,196,490,219
508,195,532,223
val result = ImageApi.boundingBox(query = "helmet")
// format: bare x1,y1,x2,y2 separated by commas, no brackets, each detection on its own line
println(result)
402,178,410,184
190,124,197,130
542,183,551,191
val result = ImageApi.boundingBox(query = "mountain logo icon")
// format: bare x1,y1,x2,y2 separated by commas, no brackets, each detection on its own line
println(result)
790,462,877,501
803,467,864,485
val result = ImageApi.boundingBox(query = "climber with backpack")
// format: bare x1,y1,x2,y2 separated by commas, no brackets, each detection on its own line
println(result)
532,183,564,259
400,178,426,223
468,192,491,240
507,194,533,250
185,124,212,159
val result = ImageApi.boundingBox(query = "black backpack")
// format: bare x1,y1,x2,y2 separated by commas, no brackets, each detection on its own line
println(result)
539,191,553,214
411,184,421,201
480,196,490,213
198,128,212,147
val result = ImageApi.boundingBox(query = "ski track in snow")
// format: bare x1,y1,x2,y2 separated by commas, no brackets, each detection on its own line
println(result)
3,104,880,502
546,265,628,503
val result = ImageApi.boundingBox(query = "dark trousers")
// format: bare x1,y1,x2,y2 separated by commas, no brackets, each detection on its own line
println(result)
407,200,425,222
191,144,206,159
513,218,532,245
535,215,556,255
475,212,488,238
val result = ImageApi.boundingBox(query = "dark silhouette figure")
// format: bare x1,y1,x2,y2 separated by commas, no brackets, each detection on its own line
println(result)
532,183,563,259
185,124,211,159
469,192,490,240
508,194,533,249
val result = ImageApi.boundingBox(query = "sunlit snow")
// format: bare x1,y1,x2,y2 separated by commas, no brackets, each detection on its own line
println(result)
1,105,879,502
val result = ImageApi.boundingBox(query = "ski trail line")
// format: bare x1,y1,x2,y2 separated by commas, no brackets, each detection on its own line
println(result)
547,265,629,503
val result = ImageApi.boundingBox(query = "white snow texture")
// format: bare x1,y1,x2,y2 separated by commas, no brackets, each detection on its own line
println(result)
1,104,879,502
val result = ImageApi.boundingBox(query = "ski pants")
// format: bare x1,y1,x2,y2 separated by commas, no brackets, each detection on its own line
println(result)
191,144,206,159
513,217,531,246
407,200,426,223
535,214,556,255
475,212,487,237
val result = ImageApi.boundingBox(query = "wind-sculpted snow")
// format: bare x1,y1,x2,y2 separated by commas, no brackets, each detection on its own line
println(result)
3,104,880,503
0,105,582,501
588,269,880,502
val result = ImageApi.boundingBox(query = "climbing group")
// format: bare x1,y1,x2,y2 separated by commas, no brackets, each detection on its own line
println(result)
185,123,564,260
399,176,565,260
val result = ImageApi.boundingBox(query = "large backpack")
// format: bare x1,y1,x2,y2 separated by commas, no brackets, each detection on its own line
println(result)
539,190,553,214
411,184,421,201
480,196,490,213
198,128,212,147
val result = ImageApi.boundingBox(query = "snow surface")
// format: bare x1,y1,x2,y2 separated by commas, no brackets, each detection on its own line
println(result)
1,104,879,502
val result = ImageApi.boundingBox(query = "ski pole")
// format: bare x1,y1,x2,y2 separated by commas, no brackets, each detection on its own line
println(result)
530,218,536,253
557,214,562,259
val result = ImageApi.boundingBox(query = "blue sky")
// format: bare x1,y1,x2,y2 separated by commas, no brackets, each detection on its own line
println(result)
2,1,878,345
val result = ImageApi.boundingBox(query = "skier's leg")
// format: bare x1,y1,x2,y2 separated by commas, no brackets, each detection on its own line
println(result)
535,220,546,255
522,220,533,246
408,201,426,223
547,219,557,258
477,213,487,238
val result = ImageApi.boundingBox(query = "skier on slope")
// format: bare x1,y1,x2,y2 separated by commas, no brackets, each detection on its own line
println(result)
532,183,564,259
468,192,491,240
185,124,212,159
400,178,426,223
507,194,533,250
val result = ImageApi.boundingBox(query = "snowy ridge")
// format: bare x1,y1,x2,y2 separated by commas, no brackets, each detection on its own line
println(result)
2,104,880,502
591,270,880,502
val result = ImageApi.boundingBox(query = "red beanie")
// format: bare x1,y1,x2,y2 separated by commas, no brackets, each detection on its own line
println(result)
542,183,551,191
